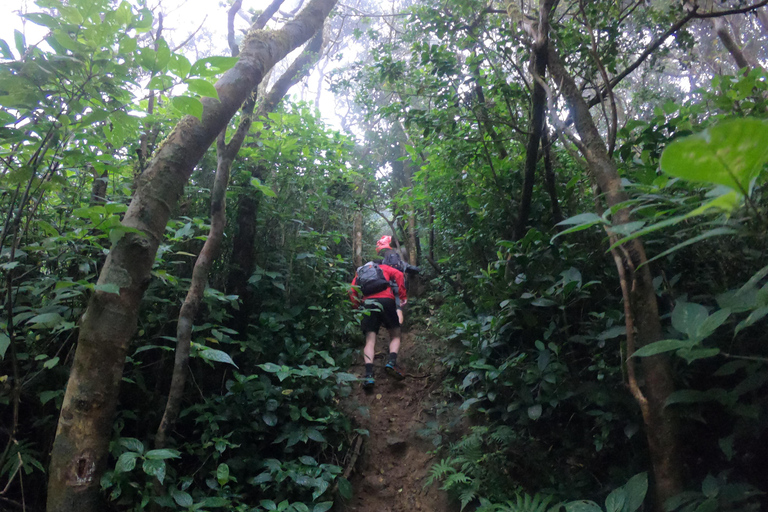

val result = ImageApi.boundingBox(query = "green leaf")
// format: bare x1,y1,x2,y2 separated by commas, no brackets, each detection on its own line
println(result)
671,302,709,338
660,118,768,196
260,500,278,510
119,438,145,453
198,348,238,367
263,412,278,426
564,501,602,512
622,472,648,512
171,488,193,508
0,333,9,360
735,305,768,335
251,177,277,198
43,357,60,369
696,308,730,338
144,449,180,460
14,30,25,57
631,339,694,358
605,487,626,512
23,12,59,28
27,312,64,328
299,456,318,466
337,477,353,500
665,389,726,406
527,404,542,420
142,459,166,483
39,390,62,404
201,497,231,508
115,452,139,473
190,56,240,77
94,283,121,295
0,39,13,59
644,227,737,268
306,428,326,443
260,362,281,373
186,78,219,99
168,53,191,78
171,96,203,120
217,463,230,485
552,213,606,241
312,502,333,512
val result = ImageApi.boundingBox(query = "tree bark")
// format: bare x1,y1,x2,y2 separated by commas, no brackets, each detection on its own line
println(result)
713,16,752,71
353,208,363,267
547,45,682,510
46,2,337,510
512,0,555,241
541,129,562,226
89,169,108,206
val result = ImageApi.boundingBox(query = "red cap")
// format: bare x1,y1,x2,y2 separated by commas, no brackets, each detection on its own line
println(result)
376,235,392,252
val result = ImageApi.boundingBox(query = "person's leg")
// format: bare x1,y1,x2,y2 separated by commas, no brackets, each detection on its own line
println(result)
387,327,401,355
385,324,404,380
364,330,377,367
397,309,403,324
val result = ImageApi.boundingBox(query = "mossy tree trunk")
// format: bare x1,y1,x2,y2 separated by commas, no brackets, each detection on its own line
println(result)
46,2,337,510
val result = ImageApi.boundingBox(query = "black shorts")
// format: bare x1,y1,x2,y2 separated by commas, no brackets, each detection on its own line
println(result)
360,298,400,334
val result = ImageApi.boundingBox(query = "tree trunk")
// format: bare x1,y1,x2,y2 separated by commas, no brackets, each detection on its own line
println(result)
353,208,363,267
541,129,563,227
46,2,337,510
547,45,682,510
89,169,108,206
712,16,753,71
512,0,555,241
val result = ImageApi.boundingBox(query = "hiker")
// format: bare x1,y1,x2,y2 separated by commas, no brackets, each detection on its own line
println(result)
349,256,408,389
374,235,407,323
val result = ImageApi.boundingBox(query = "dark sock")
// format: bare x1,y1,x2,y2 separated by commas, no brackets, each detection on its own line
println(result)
365,363,374,377
388,352,397,365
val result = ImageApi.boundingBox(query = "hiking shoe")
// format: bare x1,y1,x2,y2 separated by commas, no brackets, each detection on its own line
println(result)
385,362,405,380
362,376,375,389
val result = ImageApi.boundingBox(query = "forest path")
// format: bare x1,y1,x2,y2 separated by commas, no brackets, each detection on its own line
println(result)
340,328,457,512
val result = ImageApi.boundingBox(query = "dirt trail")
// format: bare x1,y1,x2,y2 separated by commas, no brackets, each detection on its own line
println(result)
340,329,457,512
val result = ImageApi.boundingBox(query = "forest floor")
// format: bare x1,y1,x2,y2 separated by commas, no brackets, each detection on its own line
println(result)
339,326,459,512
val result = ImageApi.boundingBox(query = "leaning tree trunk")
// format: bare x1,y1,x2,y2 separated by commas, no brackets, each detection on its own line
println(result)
353,207,363,267
712,16,753,71
541,129,563,227
512,0,555,241
547,46,682,510
46,2,337,511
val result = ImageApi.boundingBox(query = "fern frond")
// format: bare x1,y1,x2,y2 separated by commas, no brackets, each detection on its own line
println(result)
459,486,478,511
425,458,457,488
442,471,471,490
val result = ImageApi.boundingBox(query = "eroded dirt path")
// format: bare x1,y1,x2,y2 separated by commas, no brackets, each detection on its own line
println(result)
341,329,456,512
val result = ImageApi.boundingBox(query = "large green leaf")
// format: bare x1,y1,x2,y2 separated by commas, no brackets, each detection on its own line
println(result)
622,472,648,512
660,118,768,196
631,339,693,358
171,96,203,120
671,302,709,338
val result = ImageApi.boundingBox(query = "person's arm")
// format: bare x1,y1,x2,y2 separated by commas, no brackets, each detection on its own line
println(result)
349,276,360,308
393,269,407,305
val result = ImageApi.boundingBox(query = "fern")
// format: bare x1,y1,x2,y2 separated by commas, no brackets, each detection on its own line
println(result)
478,493,562,512
459,485,479,511
425,457,457,487
489,425,516,445
442,471,471,490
